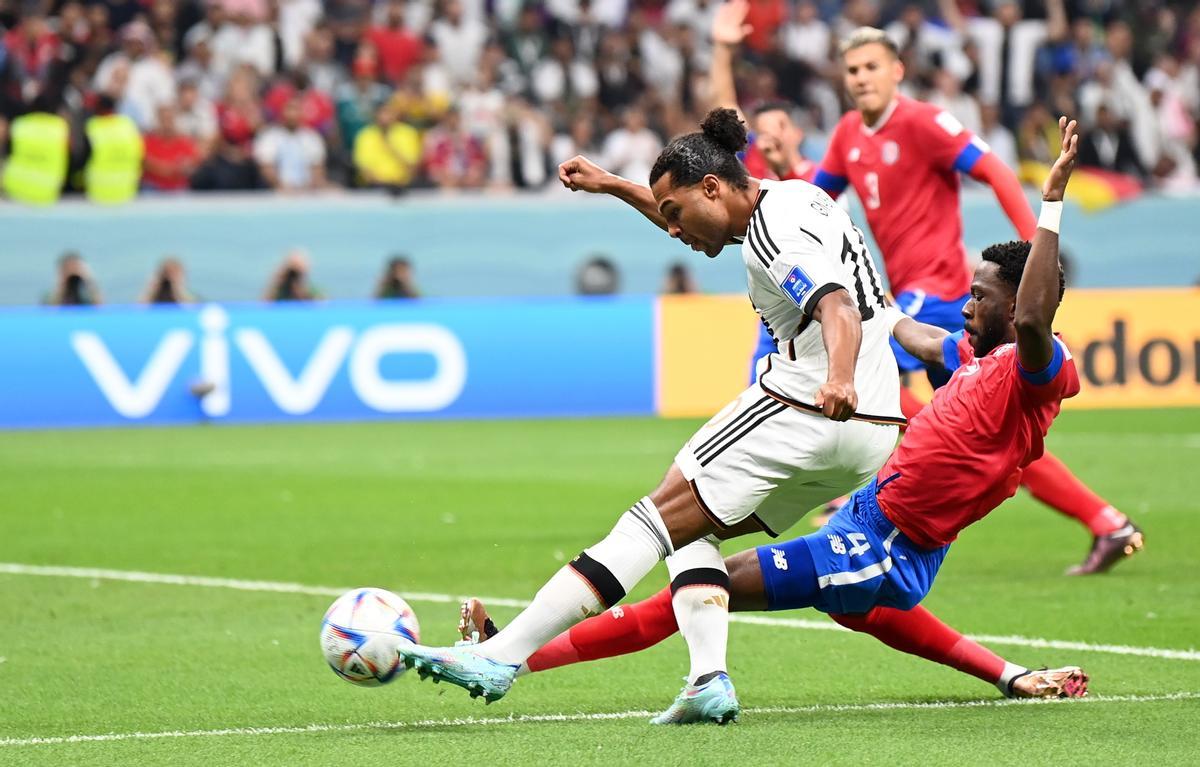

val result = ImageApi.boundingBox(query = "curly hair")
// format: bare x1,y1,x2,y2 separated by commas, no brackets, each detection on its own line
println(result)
981,240,1066,302
648,108,750,190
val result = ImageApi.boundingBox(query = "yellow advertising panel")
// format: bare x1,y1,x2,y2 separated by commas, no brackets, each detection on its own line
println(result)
1056,289,1200,409
656,289,1200,417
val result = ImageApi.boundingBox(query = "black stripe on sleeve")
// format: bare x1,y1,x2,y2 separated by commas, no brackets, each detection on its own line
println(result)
745,226,773,267
802,282,846,316
568,552,626,609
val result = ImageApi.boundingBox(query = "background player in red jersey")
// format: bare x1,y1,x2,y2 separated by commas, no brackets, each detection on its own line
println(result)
808,24,1141,575
461,117,1096,703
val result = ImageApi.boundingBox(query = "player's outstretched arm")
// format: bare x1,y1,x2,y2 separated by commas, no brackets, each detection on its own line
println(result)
886,309,951,368
710,0,751,118
811,289,860,421
1015,116,1077,374
558,155,668,231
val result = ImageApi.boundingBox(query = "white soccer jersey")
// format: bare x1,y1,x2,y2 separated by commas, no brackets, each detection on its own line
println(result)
740,178,902,425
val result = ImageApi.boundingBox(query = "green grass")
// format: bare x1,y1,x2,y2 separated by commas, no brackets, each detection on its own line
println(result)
0,410,1198,765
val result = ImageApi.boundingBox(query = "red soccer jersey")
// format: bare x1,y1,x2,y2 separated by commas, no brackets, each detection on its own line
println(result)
818,96,985,300
875,333,1080,549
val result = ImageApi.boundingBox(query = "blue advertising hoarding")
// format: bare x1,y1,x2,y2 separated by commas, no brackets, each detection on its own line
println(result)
0,298,655,428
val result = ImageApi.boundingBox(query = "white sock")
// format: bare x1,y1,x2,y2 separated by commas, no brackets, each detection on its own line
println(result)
475,497,673,666
667,536,730,685
996,661,1028,695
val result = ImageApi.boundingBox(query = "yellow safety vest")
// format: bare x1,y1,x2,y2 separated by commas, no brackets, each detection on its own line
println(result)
2,112,69,206
84,114,144,205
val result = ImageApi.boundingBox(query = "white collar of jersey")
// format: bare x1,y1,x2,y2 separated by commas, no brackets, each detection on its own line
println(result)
861,98,900,136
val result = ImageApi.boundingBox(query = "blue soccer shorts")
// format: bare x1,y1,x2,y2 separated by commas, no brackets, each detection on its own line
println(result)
889,290,969,374
755,477,948,615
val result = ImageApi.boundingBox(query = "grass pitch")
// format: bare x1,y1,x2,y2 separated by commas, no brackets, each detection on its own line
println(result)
0,409,1197,765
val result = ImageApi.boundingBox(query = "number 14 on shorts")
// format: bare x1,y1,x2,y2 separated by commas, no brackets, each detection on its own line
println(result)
828,533,870,557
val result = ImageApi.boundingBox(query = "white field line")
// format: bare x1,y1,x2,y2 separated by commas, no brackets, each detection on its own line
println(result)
2,692,1198,748
2,562,1198,663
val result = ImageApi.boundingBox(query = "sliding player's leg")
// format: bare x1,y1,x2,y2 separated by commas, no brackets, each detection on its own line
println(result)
398,462,717,703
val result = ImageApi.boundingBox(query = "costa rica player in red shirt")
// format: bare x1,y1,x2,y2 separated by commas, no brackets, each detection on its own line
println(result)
810,25,1140,575
461,117,1094,706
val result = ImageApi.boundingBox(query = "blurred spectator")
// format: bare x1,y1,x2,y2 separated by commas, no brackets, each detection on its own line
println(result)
1078,103,1145,179
142,103,202,191
374,254,419,298
353,101,421,189
264,250,321,300
422,108,488,189
94,20,176,130
264,71,335,135
3,11,60,96
298,23,346,96
781,0,831,69
531,33,599,111
216,65,263,151
662,261,698,294
84,95,144,204
551,112,602,166
45,251,102,306
175,79,219,158
177,33,223,103
278,0,323,70
335,49,390,152
366,0,424,85
428,0,488,88
742,0,786,55
210,0,276,81
979,102,1018,172
254,95,326,190
142,257,196,303
600,106,661,183
575,254,619,295
928,69,981,137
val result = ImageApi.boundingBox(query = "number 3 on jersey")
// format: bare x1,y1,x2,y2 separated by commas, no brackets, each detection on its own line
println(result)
864,172,881,210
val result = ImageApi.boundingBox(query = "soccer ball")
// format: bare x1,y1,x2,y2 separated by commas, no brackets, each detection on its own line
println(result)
320,587,420,687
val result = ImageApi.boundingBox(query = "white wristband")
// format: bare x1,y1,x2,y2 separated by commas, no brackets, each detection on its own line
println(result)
1038,200,1063,234
883,305,908,334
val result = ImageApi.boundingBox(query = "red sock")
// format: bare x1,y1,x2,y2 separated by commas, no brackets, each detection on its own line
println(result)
526,587,679,673
831,605,1006,684
1020,451,1126,536
899,386,926,424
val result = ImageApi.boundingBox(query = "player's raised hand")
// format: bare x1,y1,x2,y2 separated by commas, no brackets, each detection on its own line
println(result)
558,155,611,194
711,0,752,47
1042,116,1078,202
814,381,858,422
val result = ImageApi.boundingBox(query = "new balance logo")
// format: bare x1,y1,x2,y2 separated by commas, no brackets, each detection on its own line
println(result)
771,548,788,571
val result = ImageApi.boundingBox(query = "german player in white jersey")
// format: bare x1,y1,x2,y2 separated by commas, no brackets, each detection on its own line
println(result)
396,108,902,725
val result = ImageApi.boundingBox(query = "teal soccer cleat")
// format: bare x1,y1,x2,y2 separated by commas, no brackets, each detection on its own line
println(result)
650,673,741,725
397,644,519,703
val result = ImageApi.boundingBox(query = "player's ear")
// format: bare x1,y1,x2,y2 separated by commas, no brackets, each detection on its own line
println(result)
892,58,905,84
702,174,721,199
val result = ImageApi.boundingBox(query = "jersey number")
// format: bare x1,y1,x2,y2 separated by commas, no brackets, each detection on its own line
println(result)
864,172,881,210
839,229,886,321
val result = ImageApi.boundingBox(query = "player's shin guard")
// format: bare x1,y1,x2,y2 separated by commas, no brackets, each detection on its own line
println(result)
667,536,730,684
830,606,1006,686
1020,452,1126,536
476,497,673,666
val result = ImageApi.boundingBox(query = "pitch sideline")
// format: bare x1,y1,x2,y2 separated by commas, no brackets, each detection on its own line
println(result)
1,692,1197,748
1,562,1198,663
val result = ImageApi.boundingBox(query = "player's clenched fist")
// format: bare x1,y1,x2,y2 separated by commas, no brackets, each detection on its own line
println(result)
815,381,858,422
558,155,611,193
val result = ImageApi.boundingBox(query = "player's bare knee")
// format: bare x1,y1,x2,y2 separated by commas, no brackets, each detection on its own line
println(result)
725,550,770,612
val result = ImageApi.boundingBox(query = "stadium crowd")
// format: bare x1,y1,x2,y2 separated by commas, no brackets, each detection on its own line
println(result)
1,0,1198,202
